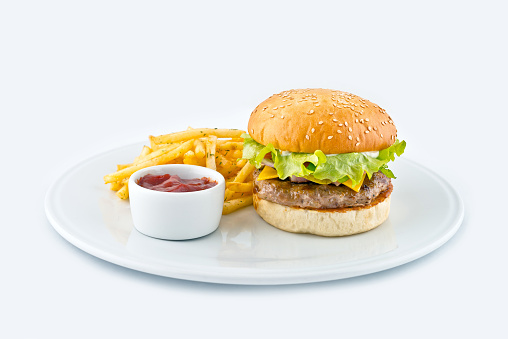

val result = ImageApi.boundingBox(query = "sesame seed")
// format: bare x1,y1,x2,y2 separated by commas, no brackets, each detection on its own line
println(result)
328,136,333,140
279,105,284,108
337,129,342,133
270,114,274,118
273,107,278,110
338,123,343,126
348,127,352,132
329,112,334,115
281,115,284,119
311,128,315,133
365,118,369,122
332,119,338,122
305,135,310,140
355,119,359,122
380,134,384,138
355,142,360,146
360,119,364,123
345,121,349,126
356,137,360,141
348,135,352,140
365,130,369,134
309,110,314,114
318,121,324,125
368,126,372,131
251,129,254,133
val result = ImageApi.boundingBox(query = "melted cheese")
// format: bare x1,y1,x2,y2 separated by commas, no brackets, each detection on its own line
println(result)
256,166,279,181
256,166,366,192
340,172,366,192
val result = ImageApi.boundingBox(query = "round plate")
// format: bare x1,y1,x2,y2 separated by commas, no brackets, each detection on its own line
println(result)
45,143,464,285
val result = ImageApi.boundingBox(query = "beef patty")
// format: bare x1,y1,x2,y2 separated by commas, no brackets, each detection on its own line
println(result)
253,168,392,209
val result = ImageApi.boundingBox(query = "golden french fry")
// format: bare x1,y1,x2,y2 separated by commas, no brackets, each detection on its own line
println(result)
217,141,243,150
217,165,239,180
227,150,243,160
194,139,206,159
226,182,253,193
134,145,152,161
222,196,253,215
104,140,194,183
224,161,255,201
116,146,152,171
231,192,250,200
117,164,131,171
153,128,245,144
233,161,255,183
133,142,183,165
183,150,201,166
110,181,123,191
205,136,217,170
116,182,129,199
236,158,247,168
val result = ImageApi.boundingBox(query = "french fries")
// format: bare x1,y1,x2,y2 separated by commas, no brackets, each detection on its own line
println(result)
226,182,253,193
205,135,218,170
222,196,254,215
104,127,254,215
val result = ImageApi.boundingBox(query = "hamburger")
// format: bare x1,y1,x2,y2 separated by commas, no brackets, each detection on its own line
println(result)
242,88,406,236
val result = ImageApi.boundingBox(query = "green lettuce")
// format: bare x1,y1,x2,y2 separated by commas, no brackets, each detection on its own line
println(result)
242,133,406,187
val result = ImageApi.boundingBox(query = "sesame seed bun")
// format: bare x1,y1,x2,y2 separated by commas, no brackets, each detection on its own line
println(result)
248,88,398,154
253,186,392,237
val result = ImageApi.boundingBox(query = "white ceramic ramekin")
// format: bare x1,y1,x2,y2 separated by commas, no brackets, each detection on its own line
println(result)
128,164,225,240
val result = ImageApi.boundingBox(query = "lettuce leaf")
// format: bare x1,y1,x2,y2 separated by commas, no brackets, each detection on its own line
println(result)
242,133,406,186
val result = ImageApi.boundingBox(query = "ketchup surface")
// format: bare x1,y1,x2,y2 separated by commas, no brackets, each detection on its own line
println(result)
136,174,218,193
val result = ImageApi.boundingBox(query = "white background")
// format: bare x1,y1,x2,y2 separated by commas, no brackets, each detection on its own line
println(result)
1,1,507,338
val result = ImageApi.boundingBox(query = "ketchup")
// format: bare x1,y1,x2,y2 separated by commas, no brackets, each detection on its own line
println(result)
136,174,217,193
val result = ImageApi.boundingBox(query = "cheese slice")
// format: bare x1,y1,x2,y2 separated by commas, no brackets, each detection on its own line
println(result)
340,172,366,192
256,166,366,192
256,166,279,181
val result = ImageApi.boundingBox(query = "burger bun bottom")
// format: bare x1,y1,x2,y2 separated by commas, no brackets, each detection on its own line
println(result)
253,192,391,237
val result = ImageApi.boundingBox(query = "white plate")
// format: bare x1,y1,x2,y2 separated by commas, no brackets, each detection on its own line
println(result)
45,142,464,285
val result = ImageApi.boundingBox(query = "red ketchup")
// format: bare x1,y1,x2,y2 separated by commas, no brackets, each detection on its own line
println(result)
136,174,217,193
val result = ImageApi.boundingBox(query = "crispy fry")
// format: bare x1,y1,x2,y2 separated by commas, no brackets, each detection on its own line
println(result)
226,182,253,193
133,142,183,164
205,136,217,170
224,161,255,201
116,182,129,200
135,145,152,161
194,139,206,159
110,181,124,191
116,164,131,171
183,150,202,166
222,196,253,215
229,150,243,160
217,141,243,150
233,161,255,183
236,158,247,168
217,164,239,179
103,140,194,183
153,128,245,144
